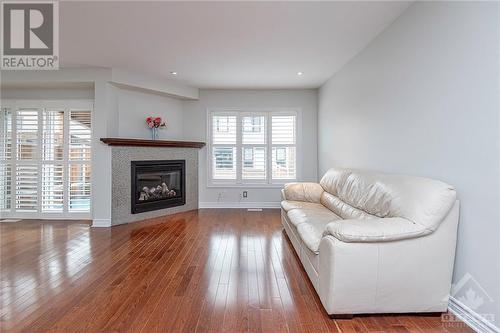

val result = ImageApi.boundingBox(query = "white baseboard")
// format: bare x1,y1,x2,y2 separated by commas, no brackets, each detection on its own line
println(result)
91,219,112,228
199,201,280,209
0,213,91,220
0,219,22,223
448,296,499,333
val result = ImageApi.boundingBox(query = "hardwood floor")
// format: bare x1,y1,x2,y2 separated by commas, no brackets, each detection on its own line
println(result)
1,209,473,333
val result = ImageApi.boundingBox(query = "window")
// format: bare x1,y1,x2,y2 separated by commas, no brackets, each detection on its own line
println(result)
0,100,93,218
215,116,230,132
215,147,235,169
243,148,253,167
275,147,286,166
243,116,262,133
271,115,296,180
208,110,298,185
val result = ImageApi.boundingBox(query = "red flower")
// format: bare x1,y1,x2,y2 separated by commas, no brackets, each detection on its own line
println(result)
146,116,166,128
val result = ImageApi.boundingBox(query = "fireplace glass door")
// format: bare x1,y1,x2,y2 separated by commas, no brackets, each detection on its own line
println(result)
131,160,185,214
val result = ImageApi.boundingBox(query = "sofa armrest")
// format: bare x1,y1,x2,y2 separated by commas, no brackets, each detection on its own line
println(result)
323,217,432,243
283,182,324,203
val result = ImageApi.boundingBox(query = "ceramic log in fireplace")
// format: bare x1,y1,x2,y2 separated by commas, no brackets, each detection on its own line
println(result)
131,160,186,214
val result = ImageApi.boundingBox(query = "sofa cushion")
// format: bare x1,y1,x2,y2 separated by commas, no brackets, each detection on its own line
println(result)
319,168,456,231
281,200,324,212
320,192,376,220
320,169,393,218
287,207,341,253
283,182,324,203
287,206,340,228
296,221,330,253
323,217,429,243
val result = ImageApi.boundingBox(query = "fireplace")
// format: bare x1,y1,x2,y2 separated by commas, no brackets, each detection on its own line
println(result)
131,160,186,214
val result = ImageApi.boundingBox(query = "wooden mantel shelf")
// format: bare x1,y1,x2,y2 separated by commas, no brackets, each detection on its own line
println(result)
100,138,205,148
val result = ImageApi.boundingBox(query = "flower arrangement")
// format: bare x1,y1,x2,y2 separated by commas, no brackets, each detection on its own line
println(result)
146,116,166,129
146,116,166,140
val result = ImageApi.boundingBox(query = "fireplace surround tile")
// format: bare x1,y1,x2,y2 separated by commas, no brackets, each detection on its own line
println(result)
111,146,198,226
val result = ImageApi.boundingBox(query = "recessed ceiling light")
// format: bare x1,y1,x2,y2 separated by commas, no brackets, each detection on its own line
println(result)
297,72,303,76
170,71,178,75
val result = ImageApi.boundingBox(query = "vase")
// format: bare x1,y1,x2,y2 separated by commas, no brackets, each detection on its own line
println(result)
151,127,158,140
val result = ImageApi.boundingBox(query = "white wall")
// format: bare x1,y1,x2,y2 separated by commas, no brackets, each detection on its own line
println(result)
1,86,94,100
318,1,499,328
110,68,198,100
183,89,318,207
114,86,184,140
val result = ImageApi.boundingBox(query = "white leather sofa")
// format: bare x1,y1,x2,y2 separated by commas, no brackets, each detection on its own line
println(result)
281,168,459,317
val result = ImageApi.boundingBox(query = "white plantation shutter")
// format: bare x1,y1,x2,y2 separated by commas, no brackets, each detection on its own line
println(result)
15,109,40,212
1,108,12,160
69,164,91,211
272,116,296,144
212,115,236,145
41,110,65,212
69,110,92,160
242,115,266,144
271,115,296,180
16,164,38,211
0,164,11,211
212,147,236,180
211,114,237,180
209,110,297,185
16,109,39,160
43,110,64,161
241,115,266,181
242,146,266,180
42,164,64,212
68,110,92,212
272,147,296,179
1,101,92,218
1,108,12,211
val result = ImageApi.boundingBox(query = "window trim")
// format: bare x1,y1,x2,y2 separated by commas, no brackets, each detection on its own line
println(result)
1,99,93,219
207,108,301,187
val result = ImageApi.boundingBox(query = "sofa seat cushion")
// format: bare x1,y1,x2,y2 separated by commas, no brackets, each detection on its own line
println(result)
323,217,429,243
287,207,341,253
281,200,325,212
287,206,340,227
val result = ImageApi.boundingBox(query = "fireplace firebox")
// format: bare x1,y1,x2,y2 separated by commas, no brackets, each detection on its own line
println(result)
131,160,186,214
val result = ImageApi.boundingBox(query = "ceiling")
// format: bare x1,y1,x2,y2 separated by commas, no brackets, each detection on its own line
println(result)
60,1,412,89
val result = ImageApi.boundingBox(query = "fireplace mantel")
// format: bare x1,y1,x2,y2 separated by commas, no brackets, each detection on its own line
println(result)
100,138,205,148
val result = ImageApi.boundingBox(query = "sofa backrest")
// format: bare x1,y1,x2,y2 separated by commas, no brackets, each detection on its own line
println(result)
319,168,457,231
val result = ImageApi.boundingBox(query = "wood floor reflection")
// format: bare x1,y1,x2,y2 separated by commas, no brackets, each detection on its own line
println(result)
1,210,473,332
